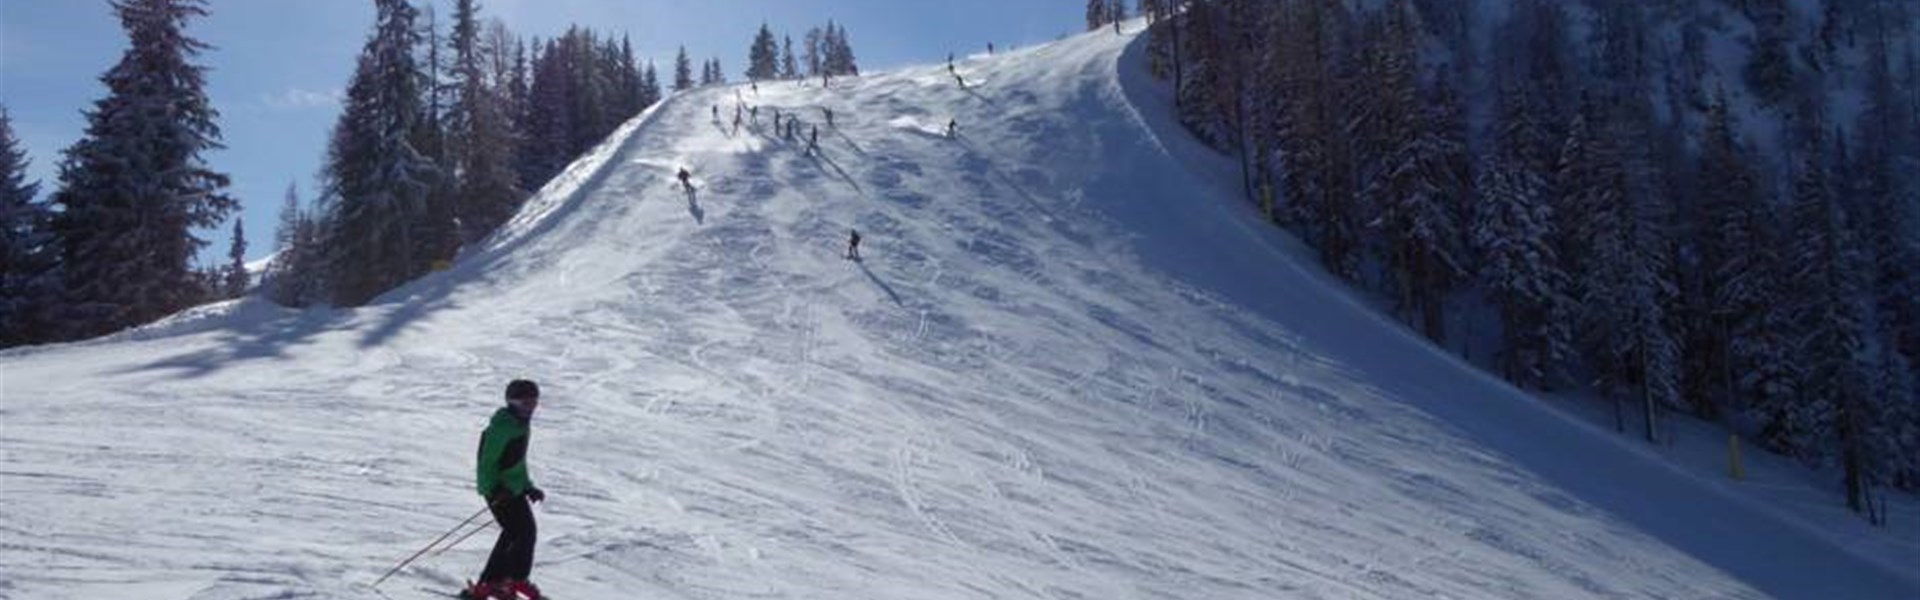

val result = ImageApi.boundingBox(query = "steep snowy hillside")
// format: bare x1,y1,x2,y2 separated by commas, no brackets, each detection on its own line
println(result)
4,25,1917,600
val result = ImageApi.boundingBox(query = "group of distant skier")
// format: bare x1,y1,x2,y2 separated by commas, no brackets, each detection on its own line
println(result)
435,48,1005,598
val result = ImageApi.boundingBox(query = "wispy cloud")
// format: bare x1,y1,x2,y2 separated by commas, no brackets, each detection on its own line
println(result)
259,87,342,111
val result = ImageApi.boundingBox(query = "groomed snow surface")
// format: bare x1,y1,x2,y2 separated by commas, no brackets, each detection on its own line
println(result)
4,25,1917,600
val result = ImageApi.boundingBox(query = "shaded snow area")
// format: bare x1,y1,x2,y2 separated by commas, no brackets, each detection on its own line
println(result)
5,25,1918,600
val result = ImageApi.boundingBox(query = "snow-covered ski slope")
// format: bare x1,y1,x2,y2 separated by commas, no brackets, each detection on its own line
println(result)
5,25,1918,600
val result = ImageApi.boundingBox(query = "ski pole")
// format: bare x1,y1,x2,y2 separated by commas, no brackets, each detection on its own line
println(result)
372,504,493,588
426,518,495,560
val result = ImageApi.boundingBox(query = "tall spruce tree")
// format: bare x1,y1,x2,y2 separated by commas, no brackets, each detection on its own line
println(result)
223,217,247,298
1690,91,1767,418
1088,0,1111,31
266,182,323,307
673,46,694,91
51,0,234,338
322,0,437,306
448,0,524,244
1562,105,1680,440
0,108,58,347
1785,128,1877,512
747,23,780,81
780,35,799,80
804,27,824,78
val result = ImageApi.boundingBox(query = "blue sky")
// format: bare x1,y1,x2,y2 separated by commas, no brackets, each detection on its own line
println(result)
1,0,1081,263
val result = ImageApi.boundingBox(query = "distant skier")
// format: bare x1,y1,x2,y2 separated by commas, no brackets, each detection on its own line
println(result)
711,104,719,121
750,105,759,125
946,118,957,138
824,107,834,127
464,379,547,600
846,229,862,260
808,125,820,155
677,167,693,192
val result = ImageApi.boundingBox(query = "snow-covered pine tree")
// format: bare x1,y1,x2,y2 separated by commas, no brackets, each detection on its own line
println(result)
825,21,858,76
1743,0,1795,107
415,2,459,268
1088,0,1111,31
781,35,799,80
448,0,524,245
747,23,780,81
1855,32,1920,401
562,30,608,156
617,36,641,117
0,108,59,347
641,61,661,107
506,36,530,168
1269,0,1361,281
223,217,247,298
1474,82,1575,389
1364,0,1465,341
1685,91,1770,419
321,0,437,306
266,183,323,307
524,38,573,187
673,46,693,91
51,0,235,338
1473,151,1570,389
1784,126,1878,513
1562,104,1681,441
803,27,824,78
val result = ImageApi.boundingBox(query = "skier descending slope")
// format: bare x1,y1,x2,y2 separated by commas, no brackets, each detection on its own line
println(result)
464,380,548,600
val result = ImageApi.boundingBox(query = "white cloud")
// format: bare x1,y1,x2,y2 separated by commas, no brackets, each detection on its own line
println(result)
259,87,342,110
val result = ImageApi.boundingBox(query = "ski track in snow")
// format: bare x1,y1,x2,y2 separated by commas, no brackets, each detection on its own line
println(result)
5,21,1919,600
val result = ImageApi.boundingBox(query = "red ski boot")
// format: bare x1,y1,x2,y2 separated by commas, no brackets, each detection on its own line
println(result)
459,580,511,600
505,580,543,599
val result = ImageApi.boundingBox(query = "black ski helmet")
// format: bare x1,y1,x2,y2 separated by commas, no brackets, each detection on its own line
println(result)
505,379,540,402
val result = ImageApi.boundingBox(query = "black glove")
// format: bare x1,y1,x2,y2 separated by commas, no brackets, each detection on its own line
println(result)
526,487,546,503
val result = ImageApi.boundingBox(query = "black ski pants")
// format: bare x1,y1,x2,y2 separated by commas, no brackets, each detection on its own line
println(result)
479,494,536,582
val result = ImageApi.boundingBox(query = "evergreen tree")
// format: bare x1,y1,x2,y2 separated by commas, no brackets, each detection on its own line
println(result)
1271,0,1361,280
1686,91,1769,418
1562,106,1681,440
1473,153,1571,389
448,0,524,244
1856,33,1920,400
747,23,780,81
1742,0,1796,106
1088,0,1111,31
415,2,459,268
0,108,59,347
51,0,235,338
266,183,323,307
1785,128,1877,512
321,0,437,306
223,217,247,298
673,45,694,91
823,21,858,76
804,27,824,78
641,62,661,107
781,35,799,80
524,38,573,187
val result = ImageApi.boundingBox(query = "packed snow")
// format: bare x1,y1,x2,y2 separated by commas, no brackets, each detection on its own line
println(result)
3,24,1917,600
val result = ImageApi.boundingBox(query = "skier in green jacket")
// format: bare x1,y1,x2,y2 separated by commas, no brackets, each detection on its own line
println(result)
465,379,547,600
